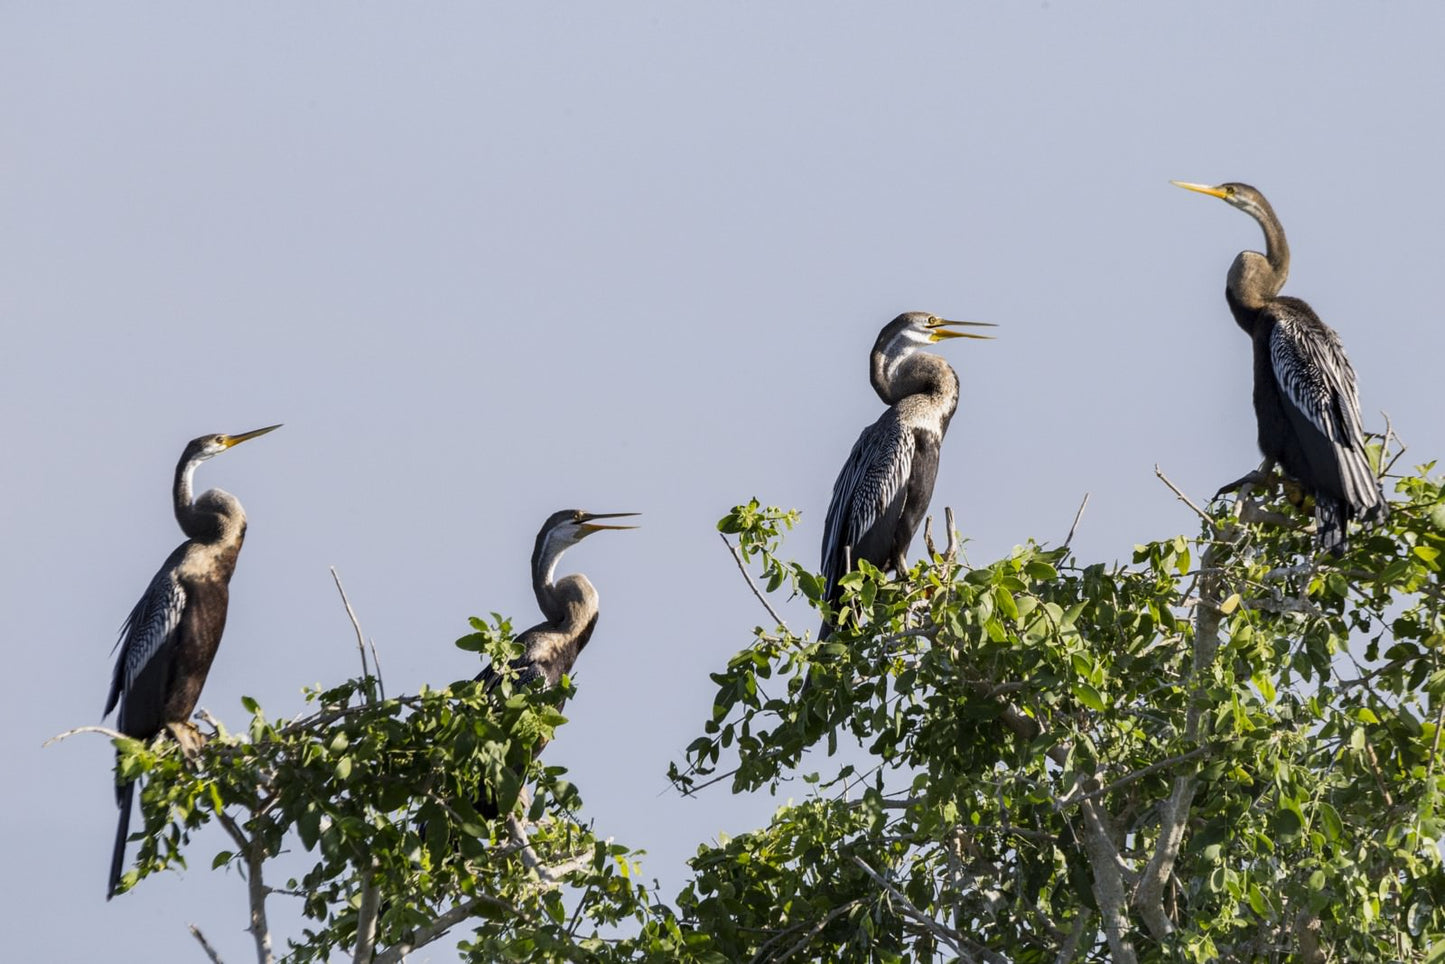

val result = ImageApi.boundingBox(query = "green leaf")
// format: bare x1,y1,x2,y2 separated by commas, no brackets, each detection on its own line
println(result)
1072,683,1106,712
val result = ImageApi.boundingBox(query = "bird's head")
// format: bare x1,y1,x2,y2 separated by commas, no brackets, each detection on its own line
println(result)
1171,180,1274,225
874,312,995,362
182,424,283,465
539,509,640,553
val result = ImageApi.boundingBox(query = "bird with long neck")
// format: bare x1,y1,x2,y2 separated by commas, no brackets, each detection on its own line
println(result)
469,510,636,818
1174,179,1385,554
103,424,279,898
820,312,993,639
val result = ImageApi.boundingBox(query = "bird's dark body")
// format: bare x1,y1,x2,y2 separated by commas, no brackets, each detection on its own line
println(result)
1234,294,1347,502
102,425,276,898
1175,179,1383,554
820,313,975,639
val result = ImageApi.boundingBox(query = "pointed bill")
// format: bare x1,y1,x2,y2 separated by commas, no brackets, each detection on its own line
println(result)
1170,180,1229,200
221,424,283,448
580,511,641,533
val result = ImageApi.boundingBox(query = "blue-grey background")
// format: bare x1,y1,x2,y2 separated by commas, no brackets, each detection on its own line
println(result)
3,4,1442,960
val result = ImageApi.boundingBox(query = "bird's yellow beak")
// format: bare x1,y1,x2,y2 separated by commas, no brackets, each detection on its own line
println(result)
1170,180,1229,200
221,424,283,448
579,511,640,534
927,317,997,342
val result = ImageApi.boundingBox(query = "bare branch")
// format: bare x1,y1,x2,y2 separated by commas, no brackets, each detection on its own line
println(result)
368,637,386,701
43,724,130,747
188,923,226,964
1154,465,1211,525
330,567,370,681
1064,493,1090,549
720,533,789,629
944,506,958,559
924,514,937,556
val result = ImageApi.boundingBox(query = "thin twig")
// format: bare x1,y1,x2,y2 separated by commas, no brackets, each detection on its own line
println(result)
189,923,226,964
924,514,937,556
850,855,965,957
368,638,386,701
330,567,370,680
1064,493,1091,549
1154,465,1210,524
1064,745,1213,807
719,533,788,629
43,724,130,747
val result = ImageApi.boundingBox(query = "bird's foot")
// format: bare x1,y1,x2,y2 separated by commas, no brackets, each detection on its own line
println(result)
1215,469,1277,500
166,721,207,758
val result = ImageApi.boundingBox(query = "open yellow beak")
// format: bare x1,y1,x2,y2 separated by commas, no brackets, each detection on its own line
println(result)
928,317,997,341
579,511,640,534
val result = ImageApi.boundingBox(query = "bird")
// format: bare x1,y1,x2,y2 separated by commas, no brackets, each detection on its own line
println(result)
102,424,280,898
1172,180,1386,554
820,312,993,638
472,509,637,814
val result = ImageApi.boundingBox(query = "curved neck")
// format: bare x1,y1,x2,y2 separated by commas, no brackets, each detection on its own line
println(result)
1229,201,1291,311
871,351,960,413
173,454,210,539
531,533,574,624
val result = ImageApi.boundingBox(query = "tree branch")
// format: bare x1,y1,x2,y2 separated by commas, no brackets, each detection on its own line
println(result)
351,861,381,964
1064,493,1090,549
331,566,370,681
372,892,528,964
849,855,973,960
1133,472,1261,940
1079,799,1138,964
216,811,274,964
720,533,788,629
188,923,226,964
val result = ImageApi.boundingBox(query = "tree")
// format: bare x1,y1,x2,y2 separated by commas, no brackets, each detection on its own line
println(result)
88,448,1445,962
675,448,1445,961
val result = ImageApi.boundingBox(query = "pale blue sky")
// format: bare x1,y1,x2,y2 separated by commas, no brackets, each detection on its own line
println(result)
3,4,1443,960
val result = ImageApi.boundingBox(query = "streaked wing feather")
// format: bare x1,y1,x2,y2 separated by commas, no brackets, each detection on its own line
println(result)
105,571,186,718
822,415,914,594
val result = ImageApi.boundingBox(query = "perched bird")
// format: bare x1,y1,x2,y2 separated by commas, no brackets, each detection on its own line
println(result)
1173,180,1386,554
820,313,993,637
103,424,280,898
478,510,638,692
472,509,637,815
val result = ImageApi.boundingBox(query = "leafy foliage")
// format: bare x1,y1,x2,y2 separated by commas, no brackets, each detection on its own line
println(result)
116,617,700,963
107,461,1445,961
677,460,1445,961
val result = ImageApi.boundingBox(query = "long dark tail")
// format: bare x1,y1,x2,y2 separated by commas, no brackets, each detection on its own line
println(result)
108,780,134,900
1317,496,1348,557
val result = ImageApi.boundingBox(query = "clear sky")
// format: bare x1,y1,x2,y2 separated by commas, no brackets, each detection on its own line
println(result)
3,4,1444,960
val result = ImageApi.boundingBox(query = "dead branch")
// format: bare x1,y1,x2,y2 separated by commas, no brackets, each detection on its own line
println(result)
1154,465,1211,524
1064,493,1090,549
330,567,370,681
43,724,130,747
188,923,226,964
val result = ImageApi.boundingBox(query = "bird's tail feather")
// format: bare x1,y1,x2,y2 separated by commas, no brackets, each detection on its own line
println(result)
108,779,135,900
1317,496,1348,557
